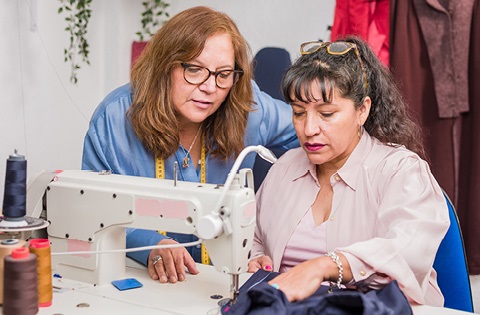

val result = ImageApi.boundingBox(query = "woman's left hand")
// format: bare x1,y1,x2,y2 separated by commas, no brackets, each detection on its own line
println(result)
267,257,327,302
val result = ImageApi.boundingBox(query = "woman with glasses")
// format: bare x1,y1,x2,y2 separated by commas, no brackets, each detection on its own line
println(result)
81,6,298,284
248,36,449,307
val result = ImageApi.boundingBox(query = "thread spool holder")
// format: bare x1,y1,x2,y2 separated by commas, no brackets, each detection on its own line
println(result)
0,150,49,233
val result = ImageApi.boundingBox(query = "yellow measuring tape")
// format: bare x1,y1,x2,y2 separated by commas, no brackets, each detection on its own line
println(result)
155,138,210,265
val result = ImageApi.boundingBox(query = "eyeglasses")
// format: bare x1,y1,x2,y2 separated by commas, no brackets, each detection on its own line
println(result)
181,63,244,89
300,41,369,92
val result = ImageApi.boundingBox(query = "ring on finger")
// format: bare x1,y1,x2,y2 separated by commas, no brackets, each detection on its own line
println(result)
152,255,163,266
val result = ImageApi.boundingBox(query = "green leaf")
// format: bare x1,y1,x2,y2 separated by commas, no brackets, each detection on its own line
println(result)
59,0,92,84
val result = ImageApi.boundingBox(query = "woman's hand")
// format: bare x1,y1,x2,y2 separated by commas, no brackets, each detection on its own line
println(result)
248,255,274,273
267,256,333,302
147,239,199,283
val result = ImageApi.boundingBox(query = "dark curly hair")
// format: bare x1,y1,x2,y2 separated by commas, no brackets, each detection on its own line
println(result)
281,36,426,160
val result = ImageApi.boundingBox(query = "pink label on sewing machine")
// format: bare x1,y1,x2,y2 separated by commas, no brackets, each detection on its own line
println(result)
135,198,189,219
67,239,92,258
243,202,255,220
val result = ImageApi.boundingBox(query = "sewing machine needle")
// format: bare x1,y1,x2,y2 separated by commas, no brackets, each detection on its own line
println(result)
230,274,239,305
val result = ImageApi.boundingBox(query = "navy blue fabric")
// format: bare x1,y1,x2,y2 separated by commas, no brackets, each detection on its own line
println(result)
222,270,412,315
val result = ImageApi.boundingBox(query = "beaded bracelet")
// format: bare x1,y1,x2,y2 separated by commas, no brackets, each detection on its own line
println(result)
326,251,343,293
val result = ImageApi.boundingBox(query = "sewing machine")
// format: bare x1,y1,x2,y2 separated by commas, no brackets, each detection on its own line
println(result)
25,146,276,304
7,148,474,315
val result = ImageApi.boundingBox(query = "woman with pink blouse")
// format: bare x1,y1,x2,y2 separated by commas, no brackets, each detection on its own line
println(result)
248,36,449,307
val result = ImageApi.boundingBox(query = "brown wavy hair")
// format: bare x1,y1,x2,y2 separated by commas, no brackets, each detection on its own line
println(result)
128,6,253,160
281,36,426,160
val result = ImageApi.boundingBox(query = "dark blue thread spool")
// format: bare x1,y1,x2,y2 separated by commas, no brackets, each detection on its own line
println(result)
2,150,27,221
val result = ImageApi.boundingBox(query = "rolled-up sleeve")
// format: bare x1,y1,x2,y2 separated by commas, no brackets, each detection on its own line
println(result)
337,154,450,306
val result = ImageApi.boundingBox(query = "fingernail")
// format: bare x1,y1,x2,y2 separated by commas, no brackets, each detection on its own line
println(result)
178,274,185,281
160,276,168,283
169,276,177,283
264,265,272,270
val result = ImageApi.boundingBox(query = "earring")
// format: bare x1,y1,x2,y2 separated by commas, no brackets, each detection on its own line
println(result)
358,125,363,138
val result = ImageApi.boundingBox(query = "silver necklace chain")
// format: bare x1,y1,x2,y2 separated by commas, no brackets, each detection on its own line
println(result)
181,124,202,168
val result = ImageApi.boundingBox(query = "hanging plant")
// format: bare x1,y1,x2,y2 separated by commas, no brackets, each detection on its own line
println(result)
136,0,170,42
58,0,92,84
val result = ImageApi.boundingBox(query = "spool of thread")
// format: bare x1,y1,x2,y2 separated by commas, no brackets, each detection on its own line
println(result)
3,247,38,315
0,239,26,304
29,238,53,307
2,150,27,221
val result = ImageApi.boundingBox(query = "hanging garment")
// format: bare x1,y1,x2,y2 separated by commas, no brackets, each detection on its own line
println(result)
390,0,478,273
458,0,480,275
330,0,390,66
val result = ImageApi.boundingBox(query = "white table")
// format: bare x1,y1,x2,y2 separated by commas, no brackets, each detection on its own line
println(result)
5,263,472,315
37,264,239,315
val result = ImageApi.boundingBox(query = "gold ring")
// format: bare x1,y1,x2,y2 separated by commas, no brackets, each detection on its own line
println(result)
152,255,162,266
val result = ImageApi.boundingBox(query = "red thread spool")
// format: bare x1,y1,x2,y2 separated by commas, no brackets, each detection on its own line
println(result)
3,247,38,315
29,238,53,307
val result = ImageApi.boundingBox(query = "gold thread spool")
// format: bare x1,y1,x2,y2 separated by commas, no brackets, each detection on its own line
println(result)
0,238,26,305
29,238,53,307
3,247,38,315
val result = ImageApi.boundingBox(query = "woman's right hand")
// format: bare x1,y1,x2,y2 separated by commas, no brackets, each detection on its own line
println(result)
147,239,199,283
248,255,274,273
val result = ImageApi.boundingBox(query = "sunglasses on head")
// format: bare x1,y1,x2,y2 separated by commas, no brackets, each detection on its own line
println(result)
300,41,369,93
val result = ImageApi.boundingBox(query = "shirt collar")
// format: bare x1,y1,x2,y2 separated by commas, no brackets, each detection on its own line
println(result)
336,131,374,190
289,149,317,183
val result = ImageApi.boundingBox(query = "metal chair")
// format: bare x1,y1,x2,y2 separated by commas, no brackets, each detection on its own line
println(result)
433,192,474,312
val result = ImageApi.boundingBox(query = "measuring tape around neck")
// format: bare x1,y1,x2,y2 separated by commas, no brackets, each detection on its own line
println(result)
155,137,210,265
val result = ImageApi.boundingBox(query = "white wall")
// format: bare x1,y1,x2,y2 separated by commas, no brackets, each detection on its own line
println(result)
0,0,335,199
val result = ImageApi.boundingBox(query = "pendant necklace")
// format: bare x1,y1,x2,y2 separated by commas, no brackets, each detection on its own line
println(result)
181,124,202,168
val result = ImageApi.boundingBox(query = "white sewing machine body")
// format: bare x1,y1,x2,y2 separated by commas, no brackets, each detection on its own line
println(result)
35,169,256,286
